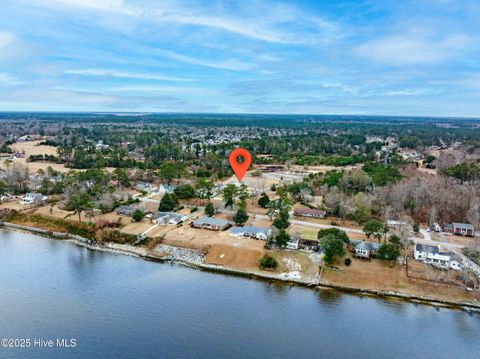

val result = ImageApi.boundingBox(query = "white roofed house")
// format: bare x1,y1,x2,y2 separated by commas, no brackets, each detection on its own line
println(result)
20,192,48,206
135,181,157,193
230,226,271,240
153,212,188,225
159,184,176,194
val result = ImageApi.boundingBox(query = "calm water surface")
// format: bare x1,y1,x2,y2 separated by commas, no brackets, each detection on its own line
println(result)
0,229,479,359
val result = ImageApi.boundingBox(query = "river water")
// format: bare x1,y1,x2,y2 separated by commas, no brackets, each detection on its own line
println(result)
0,229,479,358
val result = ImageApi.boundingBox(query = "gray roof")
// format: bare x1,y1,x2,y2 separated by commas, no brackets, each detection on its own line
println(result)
453,223,474,230
193,216,230,227
415,243,439,254
351,240,380,251
355,241,380,251
231,226,270,236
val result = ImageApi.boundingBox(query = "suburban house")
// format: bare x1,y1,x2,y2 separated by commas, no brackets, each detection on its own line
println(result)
293,207,326,219
230,226,271,240
153,212,188,225
351,240,381,259
117,205,146,216
286,233,320,251
444,223,475,237
135,181,157,193
286,237,300,250
159,184,176,193
19,193,47,205
413,243,459,270
298,239,319,252
387,220,408,230
192,216,231,231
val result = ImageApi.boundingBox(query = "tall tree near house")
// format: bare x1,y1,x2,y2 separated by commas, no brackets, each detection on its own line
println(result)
320,234,345,265
0,181,7,197
222,184,238,209
237,183,250,202
205,201,215,217
233,206,249,225
257,192,270,208
65,192,93,222
275,229,290,248
363,220,385,243
159,162,176,184
159,193,179,212
195,178,215,205
113,168,130,188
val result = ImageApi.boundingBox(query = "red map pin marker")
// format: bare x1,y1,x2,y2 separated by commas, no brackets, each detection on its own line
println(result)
229,148,252,181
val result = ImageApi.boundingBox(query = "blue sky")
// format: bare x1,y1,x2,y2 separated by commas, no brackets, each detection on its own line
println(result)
1,0,480,116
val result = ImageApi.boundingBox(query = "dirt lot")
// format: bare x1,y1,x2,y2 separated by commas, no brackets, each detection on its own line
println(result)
3,141,71,173
443,233,476,246
2,140,116,173
121,220,153,235
159,223,266,271
321,255,479,304
205,244,264,271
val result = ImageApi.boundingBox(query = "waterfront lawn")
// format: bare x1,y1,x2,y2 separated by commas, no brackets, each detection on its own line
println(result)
321,257,480,304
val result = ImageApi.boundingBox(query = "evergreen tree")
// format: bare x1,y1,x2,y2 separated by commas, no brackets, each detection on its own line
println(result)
205,201,215,217
159,193,179,212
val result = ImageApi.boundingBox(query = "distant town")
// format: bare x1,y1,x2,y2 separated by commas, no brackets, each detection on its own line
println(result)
1,113,479,306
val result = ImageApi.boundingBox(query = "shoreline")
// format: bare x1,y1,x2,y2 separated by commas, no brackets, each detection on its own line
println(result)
1,222,479,313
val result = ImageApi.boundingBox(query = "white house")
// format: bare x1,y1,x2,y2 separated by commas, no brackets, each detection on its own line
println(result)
286,238,300,250
20,193,47,205
135,181,157,193
414,243,459,270
230,226,271,240
153,212,187,225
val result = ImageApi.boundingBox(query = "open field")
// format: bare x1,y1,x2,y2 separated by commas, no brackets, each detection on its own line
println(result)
1,140,116,173
321,256,479,303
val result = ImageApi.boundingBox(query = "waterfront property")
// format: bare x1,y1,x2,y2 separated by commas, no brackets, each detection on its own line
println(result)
230,226,271,240
352,240,380,259
153,212,188,225
286,234,319,251
293,207,326,219
286,237,300,250
413,243,461,270
2,230,480,359
191,216,231,231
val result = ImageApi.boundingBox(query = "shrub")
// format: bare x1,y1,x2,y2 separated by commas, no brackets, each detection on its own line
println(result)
344,258,352,266
190,207,198,213
413,223,420,233
259,255,278,269
132,209,144,222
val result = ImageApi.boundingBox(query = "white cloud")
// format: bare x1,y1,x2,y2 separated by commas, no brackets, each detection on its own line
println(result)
0,31,16,50
355,31,470,65
36,0,139,16
0,73,23,85
64,68,193,82
25,0,337,44
157,49,253,71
